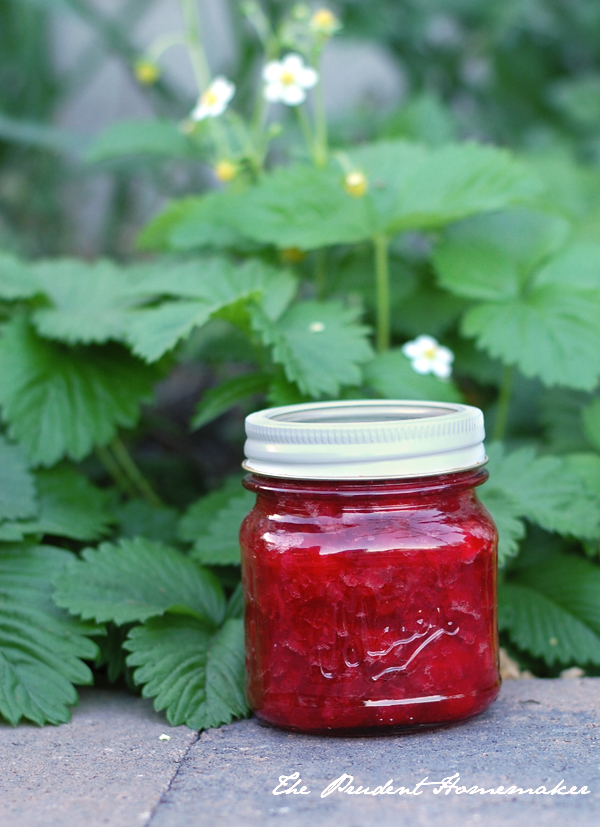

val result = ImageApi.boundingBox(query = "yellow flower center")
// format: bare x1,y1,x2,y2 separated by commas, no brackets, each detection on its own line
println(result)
423,346,438,359
203,89,220,106
214,160,237,182
280,70,296,86
344,171,368,198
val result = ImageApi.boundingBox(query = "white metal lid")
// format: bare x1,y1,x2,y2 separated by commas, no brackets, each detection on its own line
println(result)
243,399,486,480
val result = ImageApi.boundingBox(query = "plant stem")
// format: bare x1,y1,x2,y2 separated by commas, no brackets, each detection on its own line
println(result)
373,233,391,352
313,74,328,167
179,0,211,91
493,365,514,442
96,445,137,499
296,102,316,164
110,437,164,507
147,32,187,62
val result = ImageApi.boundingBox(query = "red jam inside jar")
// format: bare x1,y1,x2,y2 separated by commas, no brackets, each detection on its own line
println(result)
240,401,500,734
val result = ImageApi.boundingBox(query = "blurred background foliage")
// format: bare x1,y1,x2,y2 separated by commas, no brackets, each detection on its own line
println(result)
4,0,600,257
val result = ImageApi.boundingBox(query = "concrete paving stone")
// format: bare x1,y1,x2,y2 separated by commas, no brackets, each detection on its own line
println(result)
148,678,600,827
0,689,197,827
1,680,599,827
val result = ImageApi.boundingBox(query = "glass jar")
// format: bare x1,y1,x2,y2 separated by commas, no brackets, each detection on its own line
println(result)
240,400,499,734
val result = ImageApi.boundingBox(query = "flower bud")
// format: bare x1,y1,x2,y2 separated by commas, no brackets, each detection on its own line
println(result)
310,8,341,36
134,59,160,85
214,160,238,183
344,171,368,198
281,247,307,263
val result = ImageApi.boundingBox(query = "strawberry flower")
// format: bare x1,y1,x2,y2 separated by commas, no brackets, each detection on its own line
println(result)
262,54,318,106
402,335,454,379
191,76,235,121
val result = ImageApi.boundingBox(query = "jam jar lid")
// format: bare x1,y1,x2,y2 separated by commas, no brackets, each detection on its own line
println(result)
243,399,486,479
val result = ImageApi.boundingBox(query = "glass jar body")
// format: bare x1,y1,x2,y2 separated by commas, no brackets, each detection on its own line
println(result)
240,470,499,734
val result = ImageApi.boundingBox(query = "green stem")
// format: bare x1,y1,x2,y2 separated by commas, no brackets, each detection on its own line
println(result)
147,32,187,62
313,71,328,167
296,102,316,164
493,365,514,442
251,90,269,166
110,437,164,508
96,445,137,499
209,116,234,162
373,234,391,352
227,110,261,172
179,0,211,91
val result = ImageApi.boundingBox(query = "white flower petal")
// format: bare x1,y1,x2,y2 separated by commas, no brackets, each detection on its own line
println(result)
402,342,421,359
299,66,318,88
435,346,454,364
263,61,283,83
411,357,434,375
432,360,452,379
415,334,438,351
281,84,306,106
190,103,208,121
282,54,304,73
263,82,284,102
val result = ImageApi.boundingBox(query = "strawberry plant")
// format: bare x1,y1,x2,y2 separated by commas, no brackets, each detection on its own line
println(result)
1,2,600,729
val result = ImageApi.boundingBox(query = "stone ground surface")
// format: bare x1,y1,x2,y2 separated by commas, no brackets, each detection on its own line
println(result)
0,680,598,827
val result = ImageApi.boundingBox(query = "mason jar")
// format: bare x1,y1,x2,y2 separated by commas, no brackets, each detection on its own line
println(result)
240,400,499,734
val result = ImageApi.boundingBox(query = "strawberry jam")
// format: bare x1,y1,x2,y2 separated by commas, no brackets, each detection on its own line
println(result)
240,470,499,733
241,400,499,734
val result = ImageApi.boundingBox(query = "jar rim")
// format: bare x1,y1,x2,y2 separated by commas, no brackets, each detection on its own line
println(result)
243,399,487,480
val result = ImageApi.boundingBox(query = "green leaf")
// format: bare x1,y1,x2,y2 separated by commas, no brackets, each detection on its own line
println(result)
0,436,36,522
0,253,40,300
0,545,98,725
124,615,248,730
223,163,370,249
434,209,571,301
125,258,297,362
515,555,600,637
364,348,463,403
53,537,225,627
85,120,192,163
348,141,540,235
582,398,600,451
435,214,600,389
190,490,254,566
478,487,525,566
539,388,591,453
166,191,251,252
179,477,254,566
31,258,145,345
253,301,373,397
498,582,600,666
550,75,600,129
191,372,270,430
486,443,600,540
115,500,180,545
138,198,211,252
25,467,112,540
562,453,600,502
0,112,84,155
126,300,215,363
0,317,157,465
222,141,538,249
225,582,244,620
178,476,245,543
